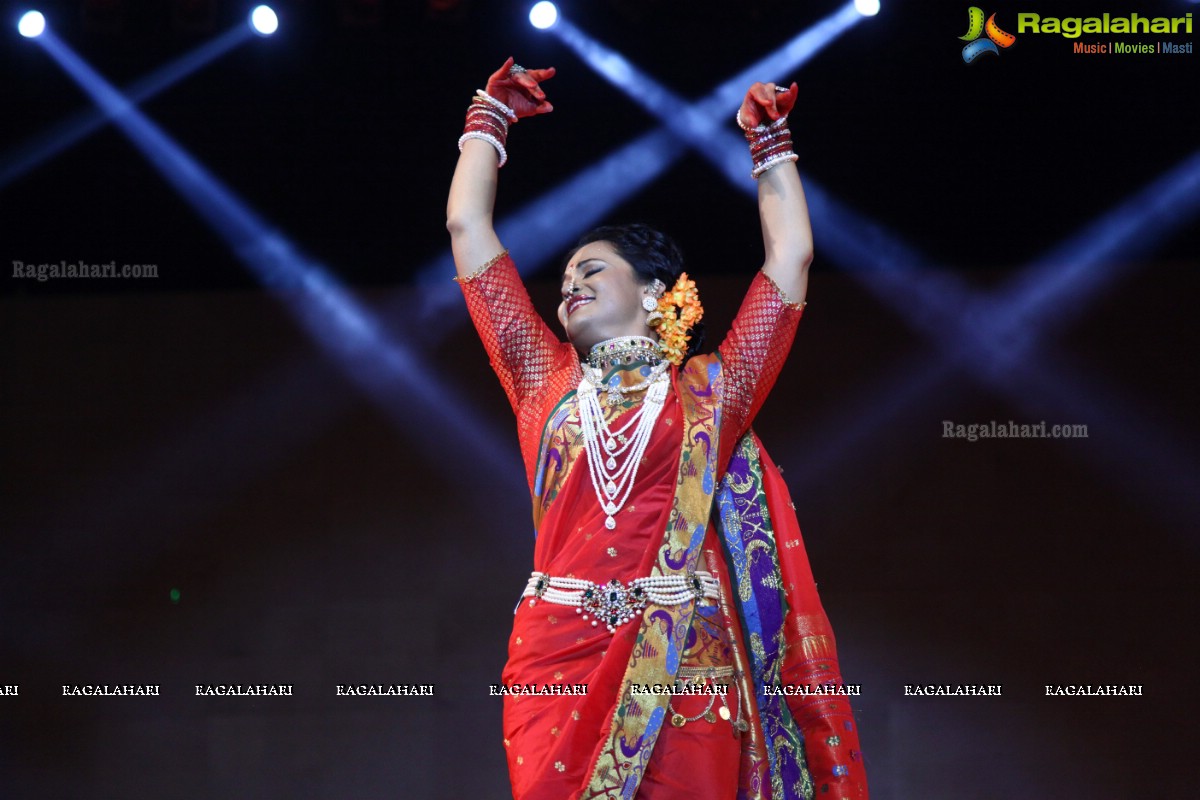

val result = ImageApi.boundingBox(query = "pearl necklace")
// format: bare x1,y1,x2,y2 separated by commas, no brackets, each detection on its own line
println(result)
578,358,670,531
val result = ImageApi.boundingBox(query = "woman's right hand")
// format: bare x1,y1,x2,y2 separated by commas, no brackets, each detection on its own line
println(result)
485,57,555,120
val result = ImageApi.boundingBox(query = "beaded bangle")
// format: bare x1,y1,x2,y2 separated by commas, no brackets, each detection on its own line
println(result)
459,96,511,167
751,152,799,179
459,130,508,168
742,114,798,179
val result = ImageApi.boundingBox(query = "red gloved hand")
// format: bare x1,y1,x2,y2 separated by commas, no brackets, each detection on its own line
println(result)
484,56,555,121
737,81,798,129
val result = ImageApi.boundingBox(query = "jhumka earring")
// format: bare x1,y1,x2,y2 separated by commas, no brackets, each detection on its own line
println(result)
644,280,666,326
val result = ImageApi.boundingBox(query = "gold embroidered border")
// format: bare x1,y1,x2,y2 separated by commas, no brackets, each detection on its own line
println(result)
761,271,808,311
453,248,509,284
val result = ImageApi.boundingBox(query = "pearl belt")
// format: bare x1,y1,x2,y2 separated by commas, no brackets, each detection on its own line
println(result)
521,571,721,633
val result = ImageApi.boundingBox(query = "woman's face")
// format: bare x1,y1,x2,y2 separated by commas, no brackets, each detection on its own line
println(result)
558,241,656,353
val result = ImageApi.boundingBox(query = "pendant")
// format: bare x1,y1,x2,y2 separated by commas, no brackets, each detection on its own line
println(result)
719,706,731,721
605,437,616,452
703,710,717,724
605,480,617,497
671,714,686,728
605,502,617,516
605,516,616,530
605,456,617,470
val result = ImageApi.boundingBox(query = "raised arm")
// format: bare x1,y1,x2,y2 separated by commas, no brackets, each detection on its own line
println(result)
715,83,814,461
447,59,572,419
446,57,555,277
739,81,814,305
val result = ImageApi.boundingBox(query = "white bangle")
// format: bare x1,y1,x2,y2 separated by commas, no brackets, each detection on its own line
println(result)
750,151,797,179
458,131,508,168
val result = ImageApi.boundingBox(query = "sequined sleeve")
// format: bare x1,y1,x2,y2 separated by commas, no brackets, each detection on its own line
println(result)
717,270,805,445
457,250,569,414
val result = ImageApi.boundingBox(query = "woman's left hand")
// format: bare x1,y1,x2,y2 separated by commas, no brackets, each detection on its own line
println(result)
737,81,798,130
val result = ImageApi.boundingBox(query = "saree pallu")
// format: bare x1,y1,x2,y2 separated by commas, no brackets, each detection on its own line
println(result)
715,433,868,800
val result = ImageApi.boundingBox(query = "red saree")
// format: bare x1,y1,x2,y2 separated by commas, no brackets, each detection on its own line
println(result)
459,252,868,799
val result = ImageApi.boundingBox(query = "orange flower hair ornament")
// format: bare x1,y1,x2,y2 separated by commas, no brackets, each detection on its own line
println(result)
650,272,703,366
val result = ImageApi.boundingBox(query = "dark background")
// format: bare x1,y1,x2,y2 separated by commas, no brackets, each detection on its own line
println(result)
2,0,1197,797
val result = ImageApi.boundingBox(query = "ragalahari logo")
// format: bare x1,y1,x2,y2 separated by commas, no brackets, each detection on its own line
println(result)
960,7,1016,62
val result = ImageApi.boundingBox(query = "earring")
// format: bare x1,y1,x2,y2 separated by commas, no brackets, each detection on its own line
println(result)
645,279,666,326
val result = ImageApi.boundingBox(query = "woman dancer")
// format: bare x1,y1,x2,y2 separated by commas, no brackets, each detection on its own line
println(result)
447,57,868,800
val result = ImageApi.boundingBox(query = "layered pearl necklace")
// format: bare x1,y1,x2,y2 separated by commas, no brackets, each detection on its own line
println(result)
578,336,671,531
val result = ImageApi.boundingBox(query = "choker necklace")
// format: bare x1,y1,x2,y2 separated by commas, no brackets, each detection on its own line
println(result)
586,336,664,373
578,362,670,531
584,336,668,408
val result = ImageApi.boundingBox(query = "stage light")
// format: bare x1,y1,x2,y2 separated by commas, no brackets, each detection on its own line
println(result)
249,5,277,35
18,10,45,38
854,0,880,16
529,1,558,29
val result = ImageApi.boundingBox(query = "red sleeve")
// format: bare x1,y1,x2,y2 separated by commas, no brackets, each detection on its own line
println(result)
456,251,565,413
717,271,805,463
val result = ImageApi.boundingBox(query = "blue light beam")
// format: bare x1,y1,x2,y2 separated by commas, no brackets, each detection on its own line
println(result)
415,128,683,324
991,148,1200,344
551,5,861,189
413,7,860,323
0,23,252,190
555,26,1200,527
32,30,519,481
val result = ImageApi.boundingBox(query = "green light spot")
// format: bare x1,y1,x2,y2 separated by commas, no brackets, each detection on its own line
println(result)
169,588,181,604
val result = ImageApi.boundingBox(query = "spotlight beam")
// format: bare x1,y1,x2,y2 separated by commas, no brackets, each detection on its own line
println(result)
0,23,252,190
18,6,1194,557
414,128,684,324
553,11,1199,364
31,30,521,483
412,5,861,322
551,6,861,189
554,16,1199,377
990,149,1200,343
552,20,1200,525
